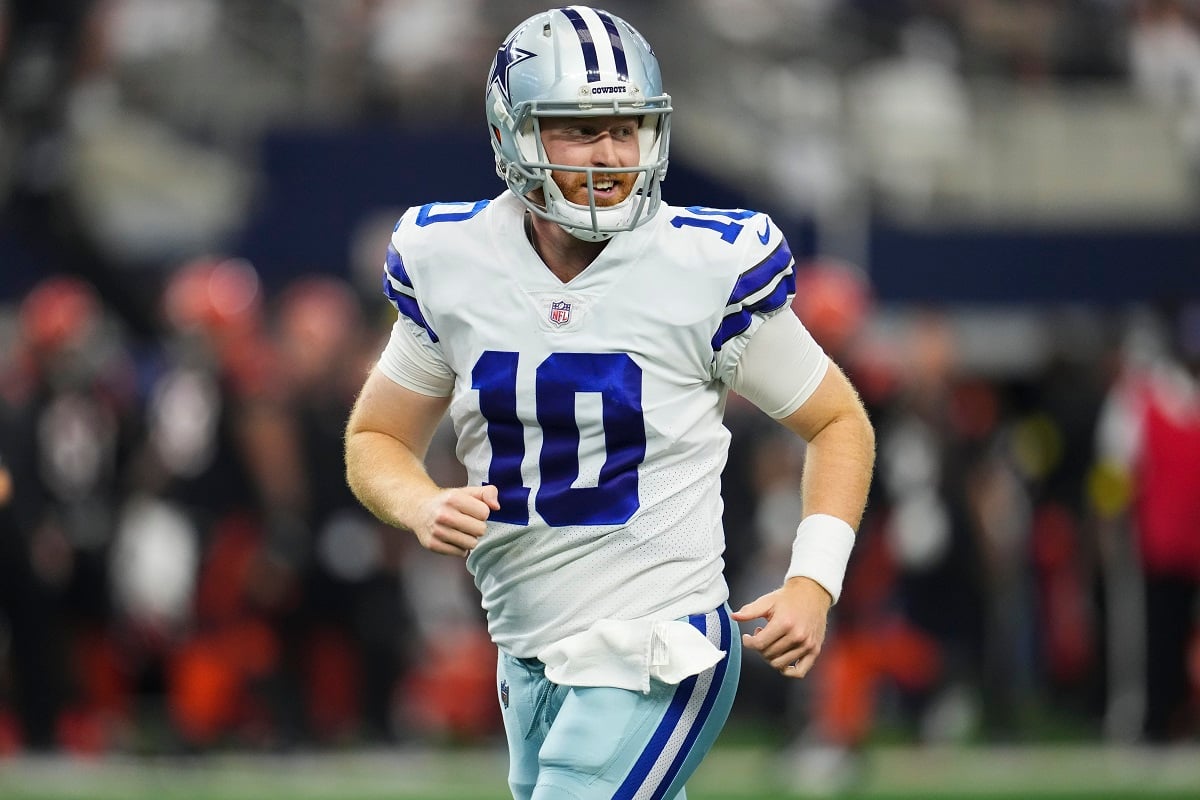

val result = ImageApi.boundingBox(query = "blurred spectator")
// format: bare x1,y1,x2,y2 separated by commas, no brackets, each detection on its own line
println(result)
363,0,488,121
870,312,985,741
0,439,63,752
0,274,138,752
1012,319,1111,726
959,387,1034,738
123,256,293,749
270,275,417,744
0,0,160,336
846,16,972,216
1128,0,1200,176
1095,303,1200,742
1129,1,1200,108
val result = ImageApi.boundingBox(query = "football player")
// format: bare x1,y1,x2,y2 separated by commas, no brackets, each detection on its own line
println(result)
345,6,875,798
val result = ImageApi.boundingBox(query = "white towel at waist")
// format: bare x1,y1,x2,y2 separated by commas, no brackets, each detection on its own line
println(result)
536,617,726,694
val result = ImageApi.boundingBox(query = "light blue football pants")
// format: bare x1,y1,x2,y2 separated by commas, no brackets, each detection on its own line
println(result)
496,605,741,800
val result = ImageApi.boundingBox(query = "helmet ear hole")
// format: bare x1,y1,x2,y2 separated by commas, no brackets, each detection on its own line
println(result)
492,125,502,144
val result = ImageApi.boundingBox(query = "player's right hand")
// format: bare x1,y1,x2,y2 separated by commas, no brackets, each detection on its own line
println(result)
412,484,500,557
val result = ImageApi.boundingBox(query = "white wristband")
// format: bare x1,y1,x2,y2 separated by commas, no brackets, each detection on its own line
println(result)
784,514,856,604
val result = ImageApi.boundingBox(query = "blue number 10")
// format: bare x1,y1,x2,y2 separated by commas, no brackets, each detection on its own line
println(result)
472,351,645,527
669,207,756,243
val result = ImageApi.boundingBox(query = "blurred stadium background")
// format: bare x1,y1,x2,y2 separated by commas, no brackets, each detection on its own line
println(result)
1,0,1199,797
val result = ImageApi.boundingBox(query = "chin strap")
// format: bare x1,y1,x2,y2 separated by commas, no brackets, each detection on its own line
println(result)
548,193,634,241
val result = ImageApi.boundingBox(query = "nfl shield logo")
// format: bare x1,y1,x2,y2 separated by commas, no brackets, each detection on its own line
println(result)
549,300,571,326
500,679,510,709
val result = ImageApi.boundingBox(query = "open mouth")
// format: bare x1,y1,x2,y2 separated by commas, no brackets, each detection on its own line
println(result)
588,175,626,205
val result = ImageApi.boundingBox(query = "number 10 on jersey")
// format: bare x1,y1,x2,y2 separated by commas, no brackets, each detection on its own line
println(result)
472,350,647,527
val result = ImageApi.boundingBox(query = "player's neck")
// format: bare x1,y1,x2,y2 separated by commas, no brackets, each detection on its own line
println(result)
526,212,607,283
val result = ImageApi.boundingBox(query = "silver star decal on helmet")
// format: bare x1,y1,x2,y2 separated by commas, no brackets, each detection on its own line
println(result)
488,32,537,106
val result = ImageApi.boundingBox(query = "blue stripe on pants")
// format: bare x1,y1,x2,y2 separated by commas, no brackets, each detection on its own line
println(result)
498,606,741,800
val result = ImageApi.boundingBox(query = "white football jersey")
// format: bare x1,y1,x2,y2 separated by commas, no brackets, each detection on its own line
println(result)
379,191,804,657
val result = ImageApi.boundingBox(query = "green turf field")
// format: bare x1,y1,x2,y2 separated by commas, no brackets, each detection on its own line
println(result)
1,744,1198,799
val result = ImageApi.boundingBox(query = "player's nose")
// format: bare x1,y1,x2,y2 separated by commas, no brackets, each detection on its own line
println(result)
590,133,620,166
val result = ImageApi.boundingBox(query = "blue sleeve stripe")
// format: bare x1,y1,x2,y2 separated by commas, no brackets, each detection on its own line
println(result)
710,272,795,352
380,247,438,343
384,243,412,288
382,278,439,344
726,241,793,308
711,314,752,352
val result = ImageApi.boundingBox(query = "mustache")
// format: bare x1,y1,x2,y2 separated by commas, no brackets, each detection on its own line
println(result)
559,171,633,198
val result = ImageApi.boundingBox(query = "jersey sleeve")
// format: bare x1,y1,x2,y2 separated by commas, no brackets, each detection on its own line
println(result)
376,211,455,396
710,212,797,384
383,209,441,344
727,309,829,418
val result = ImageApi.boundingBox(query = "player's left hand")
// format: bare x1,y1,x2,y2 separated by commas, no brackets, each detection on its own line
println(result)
731,577,832,679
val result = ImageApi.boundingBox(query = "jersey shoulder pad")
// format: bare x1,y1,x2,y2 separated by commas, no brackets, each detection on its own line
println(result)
658,205,796,353
394,199,493,257
384,200,491,342
660,205,787,272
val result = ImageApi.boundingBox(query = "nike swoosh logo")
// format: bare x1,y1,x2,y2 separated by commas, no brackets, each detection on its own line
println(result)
757,218,770,244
